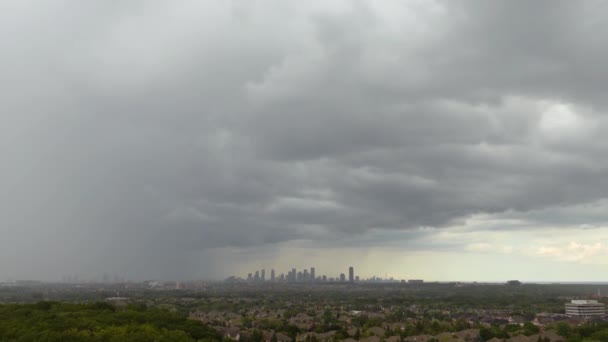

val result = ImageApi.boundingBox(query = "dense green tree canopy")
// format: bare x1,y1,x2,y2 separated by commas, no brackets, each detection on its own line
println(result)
0,301,221,341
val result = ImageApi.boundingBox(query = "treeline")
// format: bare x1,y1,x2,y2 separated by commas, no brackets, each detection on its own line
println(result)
479,321,608,342
0,301,222,341
553,321,608,342
479,322,540,340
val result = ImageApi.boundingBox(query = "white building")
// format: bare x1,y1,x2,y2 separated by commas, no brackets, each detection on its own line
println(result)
565,300,606,317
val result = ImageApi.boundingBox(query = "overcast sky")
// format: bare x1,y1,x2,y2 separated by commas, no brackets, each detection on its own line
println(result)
3,0,608,282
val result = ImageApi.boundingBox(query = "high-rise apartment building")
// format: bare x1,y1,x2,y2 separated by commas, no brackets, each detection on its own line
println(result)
310,267,315,282
348,266,354,283
270,269,275,282
261,269,266,282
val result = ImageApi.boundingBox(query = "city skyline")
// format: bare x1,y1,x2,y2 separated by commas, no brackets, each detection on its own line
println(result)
243,266,361,283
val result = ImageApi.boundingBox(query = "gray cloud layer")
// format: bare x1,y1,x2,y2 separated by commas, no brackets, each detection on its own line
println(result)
2,0,608,279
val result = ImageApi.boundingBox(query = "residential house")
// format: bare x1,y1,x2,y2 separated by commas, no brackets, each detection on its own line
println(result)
360,336,381,342
367,327,386,337
453,329,479,341
405,335,435,342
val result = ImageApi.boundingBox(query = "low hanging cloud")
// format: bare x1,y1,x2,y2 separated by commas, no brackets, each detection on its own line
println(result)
2,0,608,279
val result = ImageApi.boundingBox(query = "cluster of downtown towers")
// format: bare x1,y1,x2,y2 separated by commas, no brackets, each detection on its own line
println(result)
247,266,357,283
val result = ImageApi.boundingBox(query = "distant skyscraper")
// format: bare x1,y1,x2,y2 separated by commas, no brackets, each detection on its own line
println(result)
340,273,346,282
349,266,354,283
247,273,253,281
310,267,315,282
271,269,275,282
261,269,266,282
291,268,296,282
254,270,260,282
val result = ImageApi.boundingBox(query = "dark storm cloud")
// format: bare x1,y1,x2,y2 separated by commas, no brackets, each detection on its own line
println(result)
2,0,608,279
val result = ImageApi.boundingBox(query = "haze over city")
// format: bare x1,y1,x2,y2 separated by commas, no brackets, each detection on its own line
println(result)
4,0,608,283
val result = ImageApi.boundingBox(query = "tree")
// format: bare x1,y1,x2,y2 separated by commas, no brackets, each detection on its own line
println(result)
522,322,539,336
430,321,441,335
556,322,571,337
252,329,263,342
480,327,495,341
590,330,608,342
